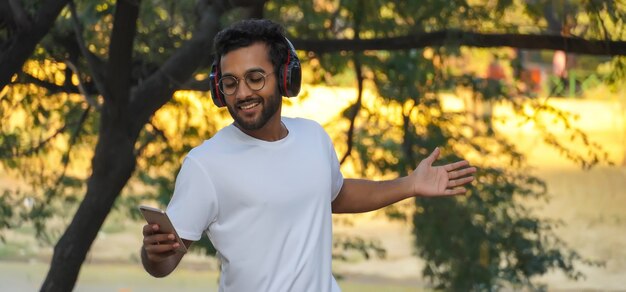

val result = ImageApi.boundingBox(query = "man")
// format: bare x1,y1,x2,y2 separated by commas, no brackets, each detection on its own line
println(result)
141,19,476,292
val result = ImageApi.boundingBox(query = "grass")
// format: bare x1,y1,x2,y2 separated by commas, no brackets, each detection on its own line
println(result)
0,261,428,292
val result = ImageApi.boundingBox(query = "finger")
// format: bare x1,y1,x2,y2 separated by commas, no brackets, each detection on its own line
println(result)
142,224,160,236
146,248,178,262
145,241,177,252
448,167,477,179
144,233,177,246
443,160,469,172
444,187,467,196
448,176,474,188
424,147,440,165
447,176,474,188
145,243,179,258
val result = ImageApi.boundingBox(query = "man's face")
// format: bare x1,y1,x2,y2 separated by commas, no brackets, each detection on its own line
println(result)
220,42,281,131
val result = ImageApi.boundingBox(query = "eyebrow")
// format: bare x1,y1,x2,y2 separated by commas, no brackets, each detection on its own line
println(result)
221,67,267,78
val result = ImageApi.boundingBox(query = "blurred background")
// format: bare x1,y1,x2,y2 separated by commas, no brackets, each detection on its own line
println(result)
0,0,625,291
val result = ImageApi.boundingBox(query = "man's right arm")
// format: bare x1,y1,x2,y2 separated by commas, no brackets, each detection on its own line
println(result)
141,224,194,277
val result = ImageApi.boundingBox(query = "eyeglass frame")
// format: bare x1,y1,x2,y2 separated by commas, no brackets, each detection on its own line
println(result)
217,70,275,96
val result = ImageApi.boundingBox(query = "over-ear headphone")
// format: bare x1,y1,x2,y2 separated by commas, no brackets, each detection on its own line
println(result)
209,37,301,107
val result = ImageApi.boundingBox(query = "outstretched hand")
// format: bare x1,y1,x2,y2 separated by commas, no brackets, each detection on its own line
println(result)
410,147,476,197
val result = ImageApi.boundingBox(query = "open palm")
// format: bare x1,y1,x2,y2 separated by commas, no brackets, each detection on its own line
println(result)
410,147,476,197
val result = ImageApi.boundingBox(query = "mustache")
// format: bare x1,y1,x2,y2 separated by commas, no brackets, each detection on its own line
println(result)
235,97,263,107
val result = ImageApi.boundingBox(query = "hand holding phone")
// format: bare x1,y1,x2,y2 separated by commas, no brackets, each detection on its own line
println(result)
139,205,187,254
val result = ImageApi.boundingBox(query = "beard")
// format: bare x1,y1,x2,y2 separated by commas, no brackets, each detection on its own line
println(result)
227,89,282,131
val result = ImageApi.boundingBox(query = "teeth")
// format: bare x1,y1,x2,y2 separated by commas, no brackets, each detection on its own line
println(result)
239,101,260,110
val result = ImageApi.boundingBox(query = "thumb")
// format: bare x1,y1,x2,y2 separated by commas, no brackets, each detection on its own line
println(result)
424,147,440,165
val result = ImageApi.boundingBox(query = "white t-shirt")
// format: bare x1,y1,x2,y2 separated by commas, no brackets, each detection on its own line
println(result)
167,117,344,292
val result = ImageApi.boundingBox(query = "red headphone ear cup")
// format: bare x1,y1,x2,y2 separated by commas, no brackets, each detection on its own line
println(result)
287,60,301,97
209,61,226,107
279,37,301,97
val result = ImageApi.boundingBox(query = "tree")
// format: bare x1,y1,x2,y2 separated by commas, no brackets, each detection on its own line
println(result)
2,0,265,290
0,0,624,291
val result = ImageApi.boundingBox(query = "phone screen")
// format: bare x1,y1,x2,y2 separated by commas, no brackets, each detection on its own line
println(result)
138,205,187,254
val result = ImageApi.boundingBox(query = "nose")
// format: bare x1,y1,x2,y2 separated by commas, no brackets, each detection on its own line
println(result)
235,80,254,100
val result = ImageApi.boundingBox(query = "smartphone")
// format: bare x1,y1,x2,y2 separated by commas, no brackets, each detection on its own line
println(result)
138,205,187,254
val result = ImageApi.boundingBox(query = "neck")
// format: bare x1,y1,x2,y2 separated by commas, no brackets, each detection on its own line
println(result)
235,114,288,142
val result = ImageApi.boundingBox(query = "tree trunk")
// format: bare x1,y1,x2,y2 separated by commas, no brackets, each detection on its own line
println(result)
40,114,138,292
37,1,238,289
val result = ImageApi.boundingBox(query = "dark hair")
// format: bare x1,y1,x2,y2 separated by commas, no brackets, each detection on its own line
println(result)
213,19,288,74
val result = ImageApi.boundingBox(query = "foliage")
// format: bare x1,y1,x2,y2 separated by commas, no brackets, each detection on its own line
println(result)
0,0,624,290
267,0,622,290
332,234,386,261
0,0,224,253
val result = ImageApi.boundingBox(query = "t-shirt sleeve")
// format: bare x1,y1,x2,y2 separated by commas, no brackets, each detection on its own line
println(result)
324,129,344,202
166,155,218,241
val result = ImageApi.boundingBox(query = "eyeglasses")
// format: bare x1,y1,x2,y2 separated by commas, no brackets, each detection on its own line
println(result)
218,71,274,96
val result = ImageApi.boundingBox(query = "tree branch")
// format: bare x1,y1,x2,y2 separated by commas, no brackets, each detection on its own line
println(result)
65,60,100,110
180,77,212,91
8,0,32,30
1,125,67,159
587,0,611,41
105,0,141,106
401,112,416,171
0,0,71,91
340,10,364,165
65,60,101,109
339,55,363,165
48,105,92,199
0,103,89,160
128,0,240,131
135,121,168,157
13,72,80,94
68,0,107,100
291,30,626,56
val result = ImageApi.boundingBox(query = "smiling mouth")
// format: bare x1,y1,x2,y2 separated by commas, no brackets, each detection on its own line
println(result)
237,99,262,110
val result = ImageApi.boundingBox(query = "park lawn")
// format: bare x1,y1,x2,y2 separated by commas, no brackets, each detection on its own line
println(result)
0,261,427,292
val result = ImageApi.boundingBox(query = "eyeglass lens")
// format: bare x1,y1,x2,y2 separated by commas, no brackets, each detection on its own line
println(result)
219,71,267,95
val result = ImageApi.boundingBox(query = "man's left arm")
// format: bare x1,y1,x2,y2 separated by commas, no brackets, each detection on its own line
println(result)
332,147,476,214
